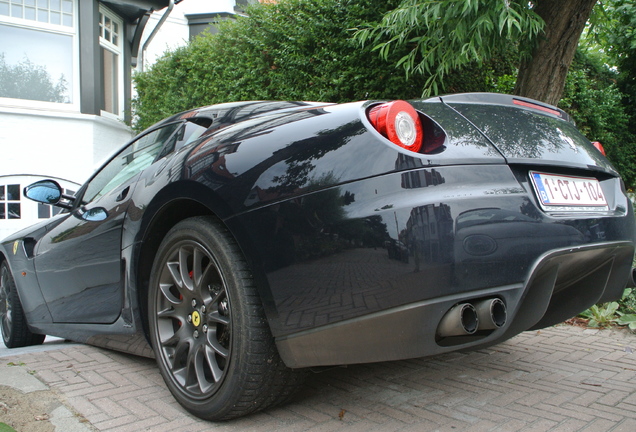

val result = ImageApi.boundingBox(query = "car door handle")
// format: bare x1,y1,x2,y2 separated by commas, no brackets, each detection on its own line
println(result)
116,186,130,202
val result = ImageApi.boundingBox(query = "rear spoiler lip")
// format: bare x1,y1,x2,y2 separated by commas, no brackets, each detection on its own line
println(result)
437,93,571,123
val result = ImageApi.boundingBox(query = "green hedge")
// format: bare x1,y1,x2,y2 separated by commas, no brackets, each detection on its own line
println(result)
560,51,636,188
131,0,514,131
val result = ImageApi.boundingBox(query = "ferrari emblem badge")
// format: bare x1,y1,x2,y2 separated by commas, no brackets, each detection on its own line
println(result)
192,311,201,327
12,241,19,255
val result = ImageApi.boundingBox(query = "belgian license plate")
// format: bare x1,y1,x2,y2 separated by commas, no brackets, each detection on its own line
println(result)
530,171,609,211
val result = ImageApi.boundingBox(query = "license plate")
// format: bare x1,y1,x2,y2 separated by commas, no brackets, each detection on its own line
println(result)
530,171,608,211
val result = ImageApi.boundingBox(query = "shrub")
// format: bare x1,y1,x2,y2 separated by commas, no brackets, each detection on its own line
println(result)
559,51,636,188
132,0,516,131
133,0,409,130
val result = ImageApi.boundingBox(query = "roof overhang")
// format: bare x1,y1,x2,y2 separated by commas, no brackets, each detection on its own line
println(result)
101,0,180,22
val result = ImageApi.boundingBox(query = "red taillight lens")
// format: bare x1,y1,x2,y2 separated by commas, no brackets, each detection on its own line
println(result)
592,141,606,156
368,101,423,152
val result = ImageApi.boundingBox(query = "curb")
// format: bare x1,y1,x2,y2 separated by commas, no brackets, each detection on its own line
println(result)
0,364,95,432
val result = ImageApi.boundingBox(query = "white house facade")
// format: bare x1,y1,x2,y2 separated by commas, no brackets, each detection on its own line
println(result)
0,0,253,239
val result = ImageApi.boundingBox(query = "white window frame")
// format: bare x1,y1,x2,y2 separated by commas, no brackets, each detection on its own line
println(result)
0,0,79,112
98,5,124,120
0,182,21,220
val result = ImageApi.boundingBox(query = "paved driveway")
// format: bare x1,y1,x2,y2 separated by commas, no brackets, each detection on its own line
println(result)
1,325,635,431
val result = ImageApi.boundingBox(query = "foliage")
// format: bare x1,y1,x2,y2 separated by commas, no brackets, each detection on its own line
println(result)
618,288,636,315
133,0,415,130
132,0,517,131
587,1,636,142
579,302,620,328
587,0,636,64
0,423,18,432
616,288,636,330
353,0,544,96
559,50,636,189
0,53,68,103
616,313,636,331
442,45,517,94
580,289,636,331
605,1,636,155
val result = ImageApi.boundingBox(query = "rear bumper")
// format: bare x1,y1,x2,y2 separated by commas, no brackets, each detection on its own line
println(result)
276,241,634,368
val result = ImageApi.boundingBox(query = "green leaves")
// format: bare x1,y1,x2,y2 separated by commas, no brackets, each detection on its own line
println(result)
616,313,636,331
133,0,424,130
579,302,620,328
353,0,544,97
579,288,636,331
133,0,518,130
559,50,636,189
0,423,18,432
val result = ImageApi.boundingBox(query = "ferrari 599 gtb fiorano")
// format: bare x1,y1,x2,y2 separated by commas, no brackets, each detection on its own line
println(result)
2,93,634,420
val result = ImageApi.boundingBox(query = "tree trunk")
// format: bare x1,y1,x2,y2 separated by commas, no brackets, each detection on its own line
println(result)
514,0,596,106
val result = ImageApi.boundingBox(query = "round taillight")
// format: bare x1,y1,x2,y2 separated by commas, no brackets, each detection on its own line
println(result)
592,141,606,156
368,101,423,152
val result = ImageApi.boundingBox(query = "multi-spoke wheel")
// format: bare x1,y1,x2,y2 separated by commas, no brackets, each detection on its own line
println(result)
1,262,45,348
148,216,305,420
153,236,232,397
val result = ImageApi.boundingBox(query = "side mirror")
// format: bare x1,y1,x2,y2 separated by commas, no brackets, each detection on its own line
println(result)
24,180,74,209
24,180,62,204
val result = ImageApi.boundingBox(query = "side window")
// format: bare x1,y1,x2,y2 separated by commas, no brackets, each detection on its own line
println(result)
81,123,181,204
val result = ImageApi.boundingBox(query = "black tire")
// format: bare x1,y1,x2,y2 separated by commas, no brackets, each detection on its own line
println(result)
1,262,45,348
148,216,305,420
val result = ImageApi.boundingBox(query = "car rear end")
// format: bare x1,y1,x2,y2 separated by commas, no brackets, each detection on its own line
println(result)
221,94,635,367
413,93,635,337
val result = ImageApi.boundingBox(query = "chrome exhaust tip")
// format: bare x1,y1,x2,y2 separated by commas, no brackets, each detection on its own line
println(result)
474,298,507,330
437,303,479,337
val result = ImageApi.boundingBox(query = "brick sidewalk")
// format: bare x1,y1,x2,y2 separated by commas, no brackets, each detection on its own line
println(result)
1,325,635,431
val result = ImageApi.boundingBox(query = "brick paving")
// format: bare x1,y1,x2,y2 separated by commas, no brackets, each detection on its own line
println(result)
1,325,635,431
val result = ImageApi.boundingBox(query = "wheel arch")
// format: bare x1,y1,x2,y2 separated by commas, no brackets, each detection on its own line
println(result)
133,181,271,341
0,248,46,347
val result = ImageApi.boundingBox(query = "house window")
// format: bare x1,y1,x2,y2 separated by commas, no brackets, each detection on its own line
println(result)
0,184,21,219
0,0,76,105
99,7,123,117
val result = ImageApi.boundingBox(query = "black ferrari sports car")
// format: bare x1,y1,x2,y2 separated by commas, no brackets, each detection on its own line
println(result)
2,93,635,420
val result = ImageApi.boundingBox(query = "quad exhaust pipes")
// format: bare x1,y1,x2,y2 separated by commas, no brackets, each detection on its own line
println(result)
437,298,507,338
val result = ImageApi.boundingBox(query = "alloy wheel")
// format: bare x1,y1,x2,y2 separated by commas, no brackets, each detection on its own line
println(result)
154,240,231,398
